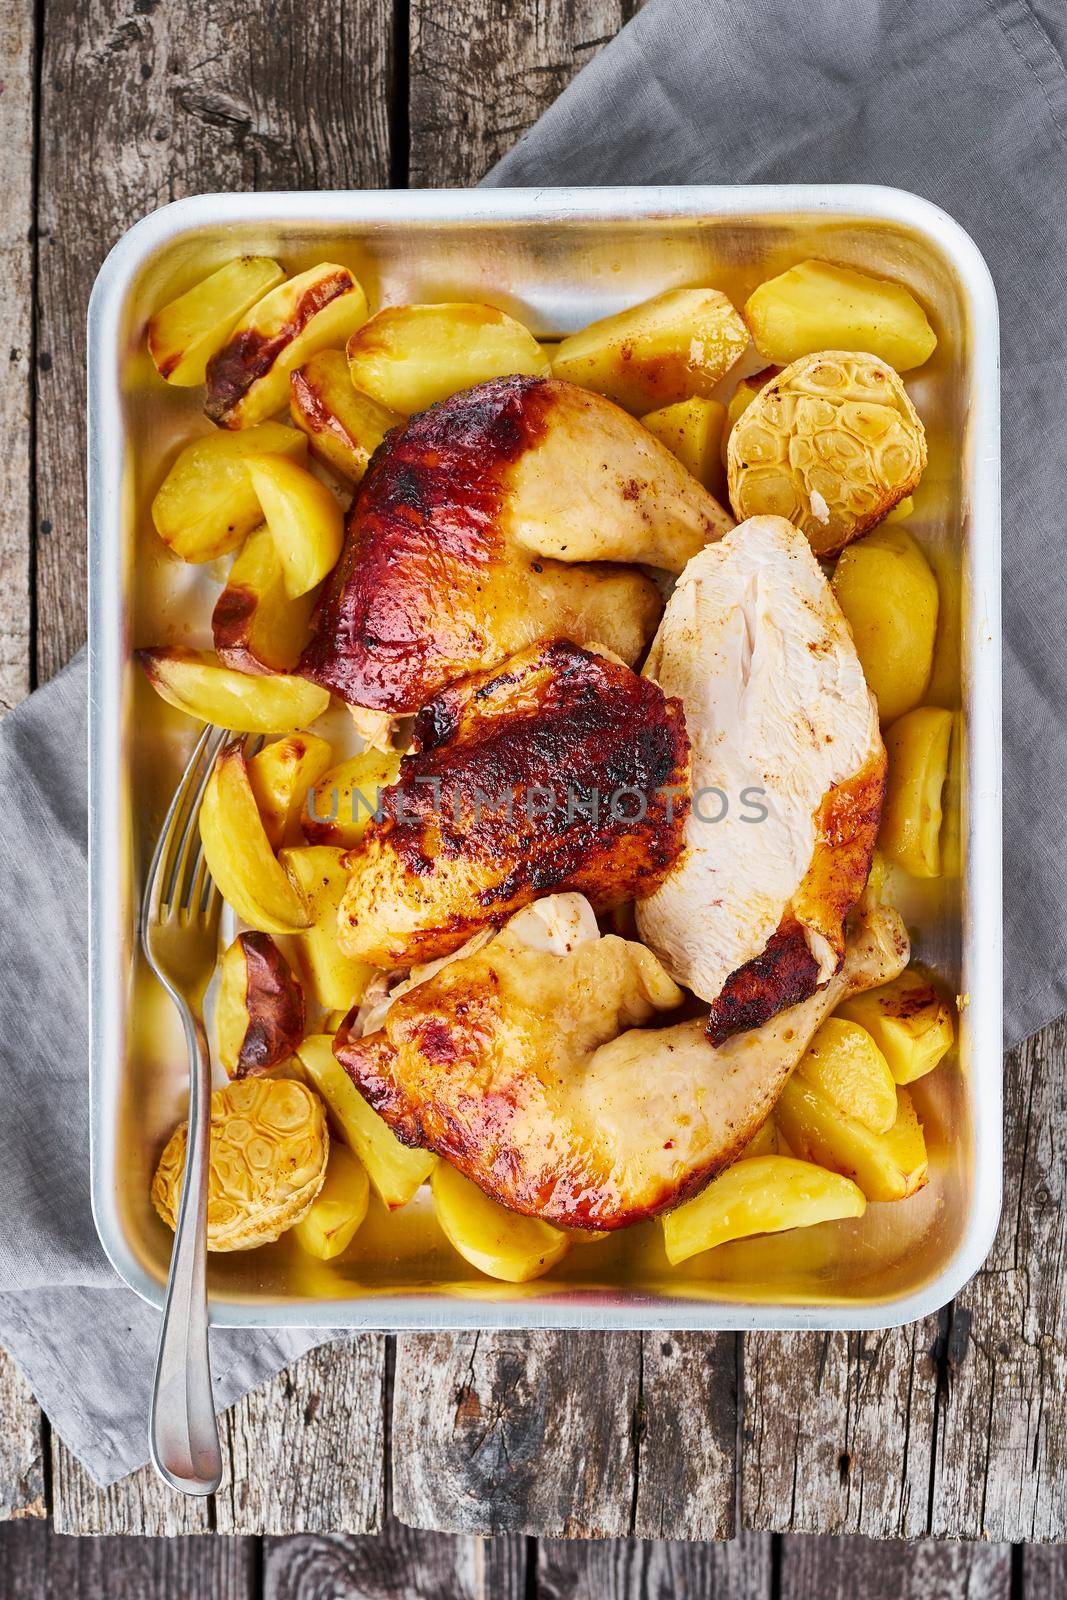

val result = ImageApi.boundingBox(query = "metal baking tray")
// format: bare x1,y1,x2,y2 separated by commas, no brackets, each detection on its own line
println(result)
88,186,1002,1332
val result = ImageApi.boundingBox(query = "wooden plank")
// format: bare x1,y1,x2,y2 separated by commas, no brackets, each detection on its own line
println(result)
779,1531,1011,1600
391,1330,643,1536
632,1333,737,1541
0,1518,255,1598
741,1323,938,1537
215,1340,387,1535
0,1352,45,1521
0,0,35,708
409,0,632,185
50,1446,213,1536
928,1022,1067,1541
264,1517,526,1600
538,1531,772,1600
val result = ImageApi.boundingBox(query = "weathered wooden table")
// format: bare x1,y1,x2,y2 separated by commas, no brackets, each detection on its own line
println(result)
0,0,1063,1588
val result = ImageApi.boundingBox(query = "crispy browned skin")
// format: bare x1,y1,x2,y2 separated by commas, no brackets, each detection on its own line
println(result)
233,932,306,1077
298,374,729,714
204,269,352,424
705,752,887,1043
336,638,691,968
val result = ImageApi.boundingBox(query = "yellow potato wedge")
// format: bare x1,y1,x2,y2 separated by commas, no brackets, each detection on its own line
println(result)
296,1034,436,1208
775,1080,928,1202
205,263,369,428
640,397,727,494
151,423,307,564
215,930,305,1078
279,846,375,1012
247,732,334,850
346,302,548,416
199,738,311,933
292,1144,370,1260
551,286,749,414
148,256,285,387
832,526,939,724
884,495,914,524
737,1119,779,1160
796,1017,897,1135
879,706,954,877
290,349,404,484
138,647,329,734
244,454,344,597
302,746,403,848
836,968,956,1085
431,1161,570,1283
744,260,937,371
663,1156,866,1265
212,525,318,675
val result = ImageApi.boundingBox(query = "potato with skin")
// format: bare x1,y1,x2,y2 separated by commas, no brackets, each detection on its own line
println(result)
836,968,956,1084
244,455,344,597
148,257,284,387
279,845,375,1010
744,260,937,371
431,1160,570,1283
247,733,334,850
297,1034,436,1209
138,647,329,733
831,526,939,724
879,706,954,877
551,287,749,414
346,302,548,416
662,1156,866,1265
212,526,319,676
640,397,726,494
292,1144,370,1260
303,746,402,849
206,263,369,428
215,931,305,1078
200,738,311,934
151,423,307,563
795,1016,897,1134
775,1079,928,1202
291,350,403,484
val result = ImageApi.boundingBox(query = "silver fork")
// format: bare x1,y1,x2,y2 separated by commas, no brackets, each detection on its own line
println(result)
141,723,228,1495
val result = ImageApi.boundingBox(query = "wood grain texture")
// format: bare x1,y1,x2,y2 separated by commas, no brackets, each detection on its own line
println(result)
215,1341,387,1536
50,1445,212,1536
780,1531,1012,1600
538,1531,772,1600
741,1324,939,1537
35,0,395,682
928,1022,1067,1541
0,1518,255,1598
632,1334,737,1541
0,1352,45,1521
264,1519,526,1600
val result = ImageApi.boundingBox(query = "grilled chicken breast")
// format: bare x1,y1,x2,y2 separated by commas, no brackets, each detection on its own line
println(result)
298,375,732,717
635,515,886,1043
337,638,691,968
335,897,909,1230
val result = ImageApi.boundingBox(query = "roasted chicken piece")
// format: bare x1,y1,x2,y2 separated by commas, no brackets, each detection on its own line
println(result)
335,898,909,1230
336,638,691,968
636,515,886,1043
298,375,732,719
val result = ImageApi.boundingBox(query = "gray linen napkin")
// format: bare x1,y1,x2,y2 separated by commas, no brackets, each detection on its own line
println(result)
1,0,1062,1485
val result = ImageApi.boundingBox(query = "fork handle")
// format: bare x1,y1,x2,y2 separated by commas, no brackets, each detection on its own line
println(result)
149,1006,223,1495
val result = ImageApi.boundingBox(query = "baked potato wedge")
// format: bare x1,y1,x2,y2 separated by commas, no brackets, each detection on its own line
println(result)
138,647,329,733
831,526,939,724
205,263,369,428
292,1143,370,1260
296,1034,436,1209
212,526,318,675
148,256,284,387
244,454,344,597
199,738,311,934
215,930,305,1078
151,423,307,564
345,302,548,416
775,1080,928,1203
302,747,402,849
247,732,334,850
662,1156,866,1265
290,349,401,485
836,968,956,1085
744,260,937,371
278,845,375,1011
640,397,726,494
795,1016,897,1135
431,1160,569,1283
551,286,748,414
879,706,954,877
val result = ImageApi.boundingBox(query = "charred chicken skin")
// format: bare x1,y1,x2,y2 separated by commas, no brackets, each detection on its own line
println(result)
336,638,691,968
297,375,731,717
335,898,909,1231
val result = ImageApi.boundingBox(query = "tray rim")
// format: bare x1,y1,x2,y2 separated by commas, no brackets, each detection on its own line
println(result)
87,182,1003,1332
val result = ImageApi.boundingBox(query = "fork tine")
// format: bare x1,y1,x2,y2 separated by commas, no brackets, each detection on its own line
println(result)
143,726,226,934
166,729,229,915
